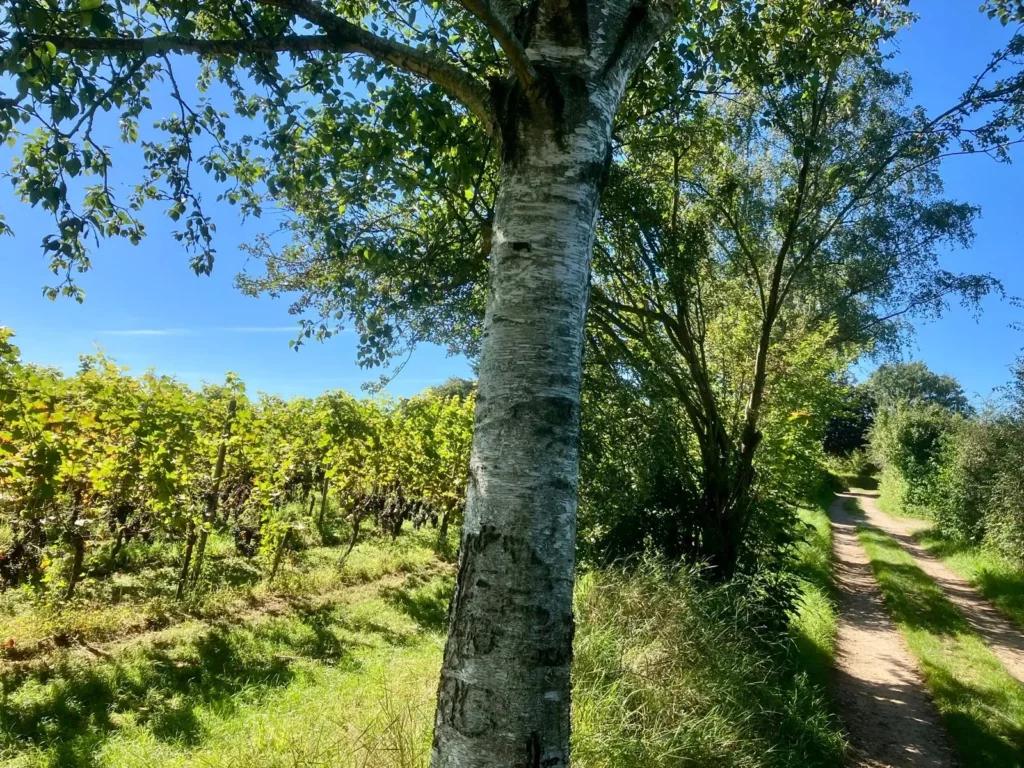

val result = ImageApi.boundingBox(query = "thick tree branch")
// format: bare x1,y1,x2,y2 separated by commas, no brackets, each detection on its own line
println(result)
455,0,540,100
30,0,498,137
28,33,335,56
258,0,495,132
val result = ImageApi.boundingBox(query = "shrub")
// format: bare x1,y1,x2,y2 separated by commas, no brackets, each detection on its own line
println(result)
985,424,1024,564
932,416,1006,543
870,357,1024,564
869,402,955,514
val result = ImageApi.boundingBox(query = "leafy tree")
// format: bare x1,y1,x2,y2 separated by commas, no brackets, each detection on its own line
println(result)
865,361,974,416
986,356,1024,560
869,401,956,513
931,414,1007,544
588,28,1004,571
822,386,875,458
922,354,1024,557
987,0,1024,24
424,376,476,401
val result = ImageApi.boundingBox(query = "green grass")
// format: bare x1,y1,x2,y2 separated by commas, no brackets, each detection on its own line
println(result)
0,524,447,661
571,559,846,768
914,528,1024,632
789,491,840,692
0,526,455,768
853,513,1024,766
0,518,852,768
872,475,1024,632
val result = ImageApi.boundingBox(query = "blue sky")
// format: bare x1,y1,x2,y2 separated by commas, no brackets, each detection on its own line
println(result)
883,2,1024,403
1,3,1021,402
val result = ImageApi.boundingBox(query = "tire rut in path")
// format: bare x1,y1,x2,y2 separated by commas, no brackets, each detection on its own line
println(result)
829,493,956,768
852,490,1024,685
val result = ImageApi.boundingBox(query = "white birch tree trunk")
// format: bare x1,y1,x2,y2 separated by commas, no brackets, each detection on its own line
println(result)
431,80,627,768
429,0,670,761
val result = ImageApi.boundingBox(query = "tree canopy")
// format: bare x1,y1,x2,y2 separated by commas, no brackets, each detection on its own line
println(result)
582,17,1010,570
866,361,974,416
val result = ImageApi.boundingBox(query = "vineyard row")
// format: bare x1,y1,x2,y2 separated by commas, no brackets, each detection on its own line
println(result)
0,329,475,599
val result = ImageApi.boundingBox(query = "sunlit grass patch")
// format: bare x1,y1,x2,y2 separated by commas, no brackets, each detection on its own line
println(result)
0,524,448,663
0,565,453,768
1,516,848,768
789,492,840,691
571,561,846,768
856,522,1024,765
914,528,1024,632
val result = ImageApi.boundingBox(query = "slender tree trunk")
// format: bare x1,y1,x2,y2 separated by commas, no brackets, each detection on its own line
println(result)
317,477,329,524
338,501,365,568
437,504,453,545
63,498,85,600
432,76,636,768
64,534,85,600
189,529,209,591
190,398,236,590
110,527,125,568
176,520,196,601
269,525,290,583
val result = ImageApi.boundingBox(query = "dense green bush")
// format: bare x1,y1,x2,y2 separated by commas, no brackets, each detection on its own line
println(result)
579,326,846,581
577,363,702,565
870,358,1024,563
932,416,1006,543
869,402,956,515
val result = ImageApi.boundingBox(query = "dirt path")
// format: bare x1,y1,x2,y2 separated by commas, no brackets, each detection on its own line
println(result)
829,493,957,768
851,491,1024,685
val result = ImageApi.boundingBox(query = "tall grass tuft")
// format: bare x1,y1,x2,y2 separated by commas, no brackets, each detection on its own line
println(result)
571,561,845,768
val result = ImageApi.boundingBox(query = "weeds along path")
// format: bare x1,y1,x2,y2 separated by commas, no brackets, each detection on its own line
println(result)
829,494,957,768
852,491,1024,685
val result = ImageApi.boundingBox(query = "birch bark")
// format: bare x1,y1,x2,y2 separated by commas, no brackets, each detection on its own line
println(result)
431,13,659,757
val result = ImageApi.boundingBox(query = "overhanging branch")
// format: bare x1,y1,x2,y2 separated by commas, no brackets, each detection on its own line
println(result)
259,0,496,132
26,0,497,137
27,33,335,57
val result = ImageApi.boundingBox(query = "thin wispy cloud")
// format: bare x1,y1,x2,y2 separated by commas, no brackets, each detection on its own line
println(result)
97,329,190,337
97,326,301,337
216,326,299,333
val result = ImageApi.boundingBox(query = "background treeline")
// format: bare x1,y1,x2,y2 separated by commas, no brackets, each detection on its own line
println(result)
0,326,475,602
831,358,1024,563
